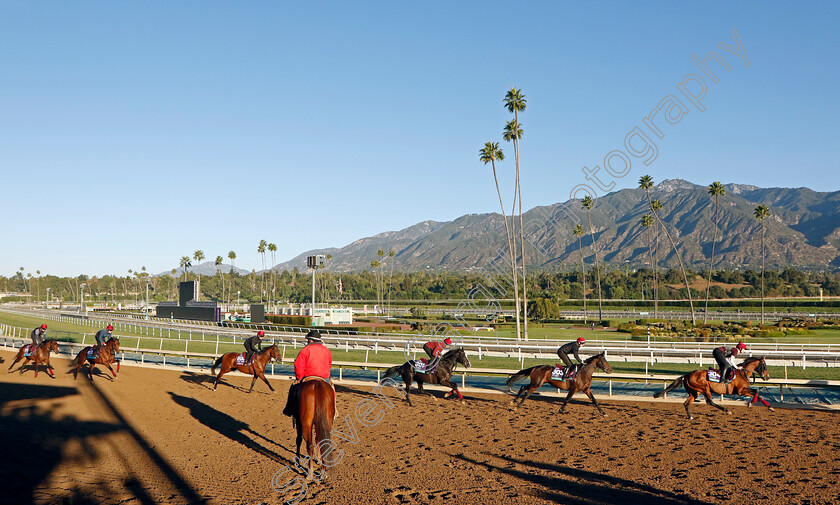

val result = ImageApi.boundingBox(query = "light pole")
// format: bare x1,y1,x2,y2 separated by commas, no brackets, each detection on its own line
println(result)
145,277,151,320
237,291,240,311
46,288,50,307
80,283,86,313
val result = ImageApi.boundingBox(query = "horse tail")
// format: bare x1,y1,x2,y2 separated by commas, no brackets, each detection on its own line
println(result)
381,364,402,381
506,366,537,393
211,356,224,375
314,384,332,446
653,375,685,398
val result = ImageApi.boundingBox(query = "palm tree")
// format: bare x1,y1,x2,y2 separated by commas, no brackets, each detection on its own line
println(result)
639,175,695,324
376,249,385,311
754,205,771,325
704,182,726,323
504,87,528,339
479,141,521,340
257,240,267,303
179,257,191,282
573,224,588,323
581,196,603,322
503,120,525,340
640,214,656,311
193,250,205,299
228,250,236,311
370,259,381,313
268,243,277,308
387,250,395,314
215,255,224,303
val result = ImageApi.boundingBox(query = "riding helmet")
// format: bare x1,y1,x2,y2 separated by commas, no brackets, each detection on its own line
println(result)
107,324,114,331
40,324,47,330
444,337,452,345
737,342,746,350
257,330,265,337
577,337,585,344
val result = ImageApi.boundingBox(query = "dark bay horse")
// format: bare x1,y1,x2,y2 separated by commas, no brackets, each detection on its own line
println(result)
507,353,613,416
293,378,336,481
653,356,771,419
73,338,121,381
8,339,60,378
381,347,471,406
211,344,281,392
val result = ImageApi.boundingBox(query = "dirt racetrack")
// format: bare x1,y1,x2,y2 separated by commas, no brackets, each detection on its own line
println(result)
2,348,839,505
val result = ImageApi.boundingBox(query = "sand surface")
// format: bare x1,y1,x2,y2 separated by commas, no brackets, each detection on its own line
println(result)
1,348,839,505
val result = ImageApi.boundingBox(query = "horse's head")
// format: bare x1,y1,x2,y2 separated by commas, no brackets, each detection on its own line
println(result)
445,347,471,369
738,356,769,381
586,352,612,374
265,344,281,360
46,339,60,352
107,337,120,353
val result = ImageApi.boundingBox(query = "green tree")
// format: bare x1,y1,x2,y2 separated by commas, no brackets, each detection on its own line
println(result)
639,175,695,324
573,224,587,322
215,255,224,303
704,181,726,323
504,87,528,340
228,250,236,310
503,119,525,340
754,205,771,324
268,242,277,307
581,195,603,322
479,140,521,339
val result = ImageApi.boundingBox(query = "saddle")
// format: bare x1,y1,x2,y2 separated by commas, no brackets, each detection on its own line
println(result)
23,344,38,357
551,364,577,381
282,376,333,418
87,347,100,359
707,368,735,383
235,352,254,366
412,358,439,374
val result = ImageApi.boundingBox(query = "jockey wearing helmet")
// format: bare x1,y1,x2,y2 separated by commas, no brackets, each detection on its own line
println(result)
93,324,114,355
31,324,48,347
423,337,453,361
244,330,266,364
713,342,746,383
557,337,586,368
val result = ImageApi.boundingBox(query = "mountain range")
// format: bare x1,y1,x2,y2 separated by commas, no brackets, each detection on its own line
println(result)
168,179,840,276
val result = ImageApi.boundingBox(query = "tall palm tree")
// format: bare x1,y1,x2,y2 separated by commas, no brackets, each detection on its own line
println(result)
638,175,695,324
479,141,521,340
376,249,385,310
704,182,726,323
640,214,656,311
387,250,395,314
504,87,528,339
370,259,381,312
503,119,526,340
573,224,588,323
754,205,771,325
257,240,267,303
228,250,237,311
268,243,277,308
193,250,205,299
215,255,224,303
581,196,603,322
179,257,191,282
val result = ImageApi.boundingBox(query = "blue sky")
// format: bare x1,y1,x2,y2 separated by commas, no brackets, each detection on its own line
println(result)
2,2,838,277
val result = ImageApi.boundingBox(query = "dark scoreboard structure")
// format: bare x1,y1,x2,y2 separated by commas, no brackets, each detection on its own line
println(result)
155,281,220,322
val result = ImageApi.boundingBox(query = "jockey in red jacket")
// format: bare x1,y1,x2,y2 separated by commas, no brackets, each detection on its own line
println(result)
294,330,332,380
284,330,333,417
422,337,452,361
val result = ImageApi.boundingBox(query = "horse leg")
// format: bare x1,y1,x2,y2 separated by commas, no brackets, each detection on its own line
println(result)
103,360,117,378
213,365,227,391
7,349,23,371
258,371,275,392
46,356,55,378
583,388,606,417
683,392,697,420
248,376,257,393
19,357,31,375
33,359,39,378
700,389,730,415
559,388,576,414
440,379,463,402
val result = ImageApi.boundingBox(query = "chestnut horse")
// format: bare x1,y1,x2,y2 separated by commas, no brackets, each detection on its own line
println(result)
381,347,471,406
292,378,336,481
507,353,613,416
211,344,281,392
8,339,60,378
73,338,121,381
653,356,771,419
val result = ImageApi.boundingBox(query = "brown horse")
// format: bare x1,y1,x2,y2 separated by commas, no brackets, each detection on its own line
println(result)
211,344,281,392
293,378,336,481
73,338,121,381
8,339,60,378
653,356,771,419
507,352,613,416
381,347,471,406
